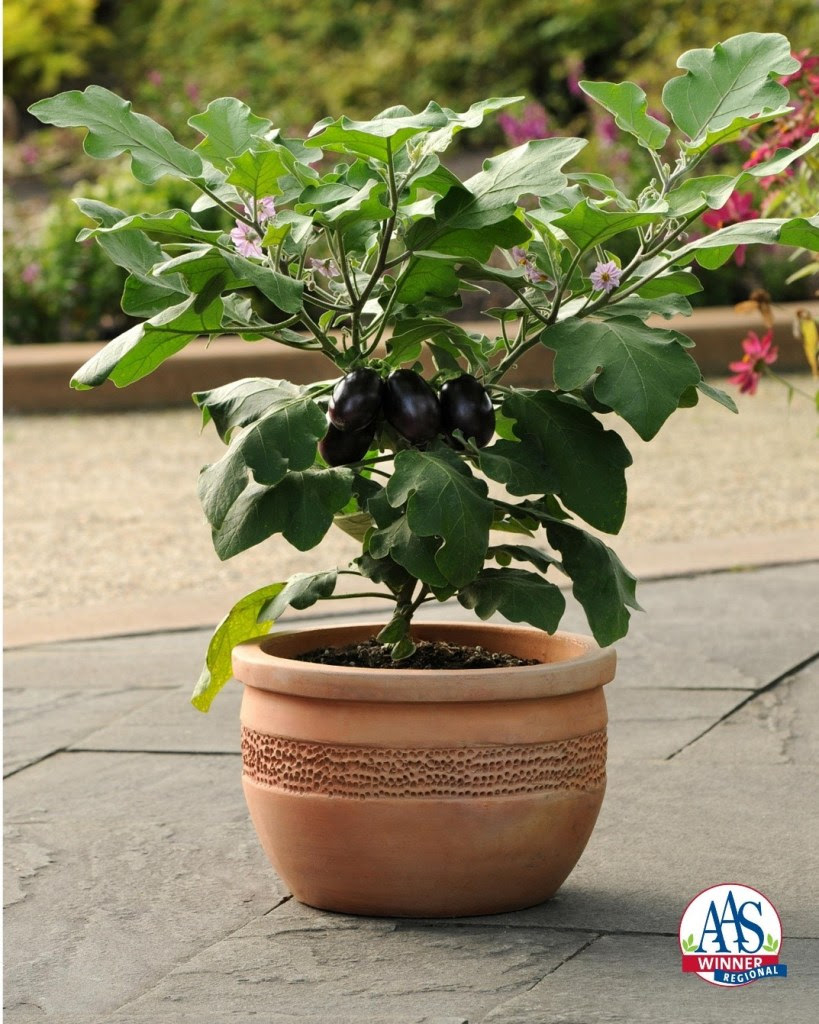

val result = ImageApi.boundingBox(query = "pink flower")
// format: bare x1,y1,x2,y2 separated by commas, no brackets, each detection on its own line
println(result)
589,260,622,294
21,263,41,285
498,104,550,145
185,82,201,104
309,258,340,278
146,69,162,87
244,196,276,225
230,221,263,259
566,57,586,98
728,330,779,395
595,116,618,144
702,191,759,266
511,246,548,284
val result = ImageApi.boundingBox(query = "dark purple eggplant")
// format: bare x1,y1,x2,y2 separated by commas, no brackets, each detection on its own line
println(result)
383,369,442,444
319,420,376,466
328,368,384,431
440,374,495,447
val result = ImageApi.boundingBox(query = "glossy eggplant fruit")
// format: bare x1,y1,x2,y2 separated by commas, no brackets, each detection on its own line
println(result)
318,420,376,467
383,369,442,444
440,374,495,447
328,368,384,431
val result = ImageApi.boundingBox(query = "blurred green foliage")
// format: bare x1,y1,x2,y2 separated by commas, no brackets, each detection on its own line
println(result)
3,0,111,103
3,169,226,343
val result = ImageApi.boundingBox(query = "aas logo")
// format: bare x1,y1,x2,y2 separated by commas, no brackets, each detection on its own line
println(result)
679,883,788,987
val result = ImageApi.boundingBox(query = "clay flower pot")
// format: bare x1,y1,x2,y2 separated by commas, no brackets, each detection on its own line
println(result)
232,621,616,918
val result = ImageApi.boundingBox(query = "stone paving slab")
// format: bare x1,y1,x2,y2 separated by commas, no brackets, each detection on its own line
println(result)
100,899,590,1024
4,753,285,1023
4,684,173,776
675,658,819,766
481,934,818,1024
4,563,817,1022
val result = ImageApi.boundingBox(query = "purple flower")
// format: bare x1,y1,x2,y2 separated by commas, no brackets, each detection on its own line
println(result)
590,260,622,294
511,247,548,285
309,258,340,279
230,221,263,259
240,196,277,227
21,263,41,285
596,116,619,144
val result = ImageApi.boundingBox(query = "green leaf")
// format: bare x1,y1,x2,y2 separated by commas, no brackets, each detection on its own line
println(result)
598,294,693,320
307,102,451,161
194,377,306,440
579,81,670,150
385,448,494,588
479,438,559,496
368,515,449,588
220,250,304,314
464,137,587,211
226,146,295,199
458,568,565,632
29,85,203,183
212,469,353,559
674,217,819,265
197,386,326,529
489,544,560,574
257,570,338,621
546,521,641,646
71,296,223,389
542,318,701,441
631,262,704,298
74,199,190,316
501,391,631,533
662,33,799,153
698,379,738,414
553,199,665,253
188,97,272,169
77,209,223,246
666,175,742,216
313,179,392,229
413,96,524,159
191,583,284,711
154,246,244,294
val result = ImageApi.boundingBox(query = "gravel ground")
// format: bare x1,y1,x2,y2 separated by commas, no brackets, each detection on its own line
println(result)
4,377,818,615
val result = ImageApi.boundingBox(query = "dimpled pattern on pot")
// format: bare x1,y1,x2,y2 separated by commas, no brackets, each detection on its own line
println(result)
233,622,616,918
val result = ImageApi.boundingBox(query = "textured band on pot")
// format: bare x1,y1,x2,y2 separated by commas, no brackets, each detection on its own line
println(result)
241,726,607,799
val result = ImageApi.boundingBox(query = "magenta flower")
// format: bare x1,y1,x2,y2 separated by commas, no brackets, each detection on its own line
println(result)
589,260,623,293
21,263,41,285
702,191,759,266
566,57,586,98
728,330,779,395
230,221,263,259
498,104,550,146
309,258,340,278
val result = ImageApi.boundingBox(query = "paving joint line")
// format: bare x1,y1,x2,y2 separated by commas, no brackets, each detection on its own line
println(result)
3,746,68,779
664,648,819,761
65,747,240,757
9,560,819,651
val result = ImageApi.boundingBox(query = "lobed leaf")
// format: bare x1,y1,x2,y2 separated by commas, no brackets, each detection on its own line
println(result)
457,568,565,632
385,448,494,588
579,81,670,151
662,33,799,153
542,318,701,441
546,521,641,646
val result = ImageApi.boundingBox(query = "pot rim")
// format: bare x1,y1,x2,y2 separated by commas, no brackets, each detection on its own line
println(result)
232,620,616,703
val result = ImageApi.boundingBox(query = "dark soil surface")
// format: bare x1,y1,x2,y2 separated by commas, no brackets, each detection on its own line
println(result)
294,637,539,670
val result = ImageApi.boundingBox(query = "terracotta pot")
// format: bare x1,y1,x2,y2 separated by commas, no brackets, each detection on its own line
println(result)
232,621,616,918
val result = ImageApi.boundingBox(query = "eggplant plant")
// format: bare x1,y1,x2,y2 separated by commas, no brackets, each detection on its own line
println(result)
29,32,819,709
